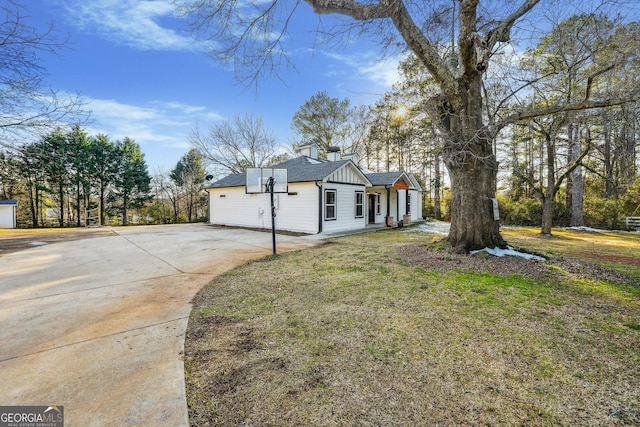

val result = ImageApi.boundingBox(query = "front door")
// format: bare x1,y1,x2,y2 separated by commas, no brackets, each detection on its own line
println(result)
368,194,376,223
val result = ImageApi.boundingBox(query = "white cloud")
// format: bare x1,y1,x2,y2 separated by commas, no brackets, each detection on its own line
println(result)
83,97,222,151
320,50,405,90
59,0,201,51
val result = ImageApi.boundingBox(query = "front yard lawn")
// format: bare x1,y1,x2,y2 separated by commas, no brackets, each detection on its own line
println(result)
185,225,640,426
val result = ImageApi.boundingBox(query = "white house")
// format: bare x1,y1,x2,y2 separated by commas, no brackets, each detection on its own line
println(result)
0,200,18,229
206,144,423,234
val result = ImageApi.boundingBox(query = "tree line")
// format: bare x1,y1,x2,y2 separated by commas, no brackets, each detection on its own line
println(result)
0,127,208,227
1,127,150,227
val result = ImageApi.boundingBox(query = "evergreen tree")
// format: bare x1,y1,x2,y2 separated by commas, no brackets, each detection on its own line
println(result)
171,149,206,222
111,138,152,225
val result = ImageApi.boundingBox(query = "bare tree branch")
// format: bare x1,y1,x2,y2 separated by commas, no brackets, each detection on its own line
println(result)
0,1,89,148
190,113,279,176
496,96,639,131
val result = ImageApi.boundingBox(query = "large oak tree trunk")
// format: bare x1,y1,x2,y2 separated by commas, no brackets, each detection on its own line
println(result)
446,158,505,252
438,74,506,253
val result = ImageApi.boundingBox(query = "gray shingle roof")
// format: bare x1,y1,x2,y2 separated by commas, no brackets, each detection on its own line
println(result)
205,157,421,190
366,172,405,186
276,156,351,182
206,156,353,188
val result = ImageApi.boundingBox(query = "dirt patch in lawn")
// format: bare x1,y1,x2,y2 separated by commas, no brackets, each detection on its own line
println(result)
399,243,640,287
582,252,640,267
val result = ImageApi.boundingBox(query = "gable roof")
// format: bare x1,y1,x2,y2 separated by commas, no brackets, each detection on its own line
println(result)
366,172,406,186
275,156,351,182
207,156,371,189
366,171,422,191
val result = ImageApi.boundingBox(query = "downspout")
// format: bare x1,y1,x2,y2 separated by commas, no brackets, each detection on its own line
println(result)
205,188,211,225
315,181,323,233
385,185,391,227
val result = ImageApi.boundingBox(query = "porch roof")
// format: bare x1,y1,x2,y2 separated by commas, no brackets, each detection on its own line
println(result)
366,172,422,190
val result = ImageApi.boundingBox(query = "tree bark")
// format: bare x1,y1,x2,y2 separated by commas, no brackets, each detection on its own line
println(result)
437,73,506,251
540,133,556,235
446,157,504,252
434,151,442,220
540,193,554,235
569,123,584,226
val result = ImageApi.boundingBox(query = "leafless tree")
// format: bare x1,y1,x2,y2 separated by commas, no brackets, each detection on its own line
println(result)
0,1,88,149
190,113,280,176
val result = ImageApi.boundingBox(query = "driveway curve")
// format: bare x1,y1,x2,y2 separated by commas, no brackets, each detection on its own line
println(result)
0,224,321,426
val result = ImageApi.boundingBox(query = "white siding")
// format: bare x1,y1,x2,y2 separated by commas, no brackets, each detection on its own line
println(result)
208,182,320,234
275,182,320,233
367,187,422,224
366,191,386,225
396,189,422,221
0,205,16,229
321,183,368,233
206,174,419,234
412,189,423,220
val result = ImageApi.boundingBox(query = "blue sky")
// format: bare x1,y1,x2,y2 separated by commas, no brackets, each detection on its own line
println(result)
28,0,402,172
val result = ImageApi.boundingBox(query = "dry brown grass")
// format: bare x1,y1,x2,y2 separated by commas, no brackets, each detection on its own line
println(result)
185,226,640,426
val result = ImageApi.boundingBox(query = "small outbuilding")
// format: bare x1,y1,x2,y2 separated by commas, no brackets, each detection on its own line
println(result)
0,200,18,229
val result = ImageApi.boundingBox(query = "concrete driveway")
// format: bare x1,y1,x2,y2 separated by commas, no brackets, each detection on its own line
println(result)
0,224,320,426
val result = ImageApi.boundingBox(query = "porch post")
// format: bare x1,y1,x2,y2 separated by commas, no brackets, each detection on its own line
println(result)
406,189,409,216
385,186,393,227
403,189,411,226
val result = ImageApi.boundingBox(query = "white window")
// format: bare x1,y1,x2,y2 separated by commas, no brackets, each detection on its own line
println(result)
325,190,336,220
376,194,381,215
355,191,364,218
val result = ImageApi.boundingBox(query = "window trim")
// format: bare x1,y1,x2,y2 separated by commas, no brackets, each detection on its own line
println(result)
325,189,337,221
355,191,364,218
375,193,381,215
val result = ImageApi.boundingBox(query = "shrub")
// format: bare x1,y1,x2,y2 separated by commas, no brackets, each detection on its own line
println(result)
496,195,542,226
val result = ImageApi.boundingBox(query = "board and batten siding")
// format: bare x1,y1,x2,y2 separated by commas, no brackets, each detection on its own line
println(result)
321,183,368,234
208,182,320,234
326,164,365,185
